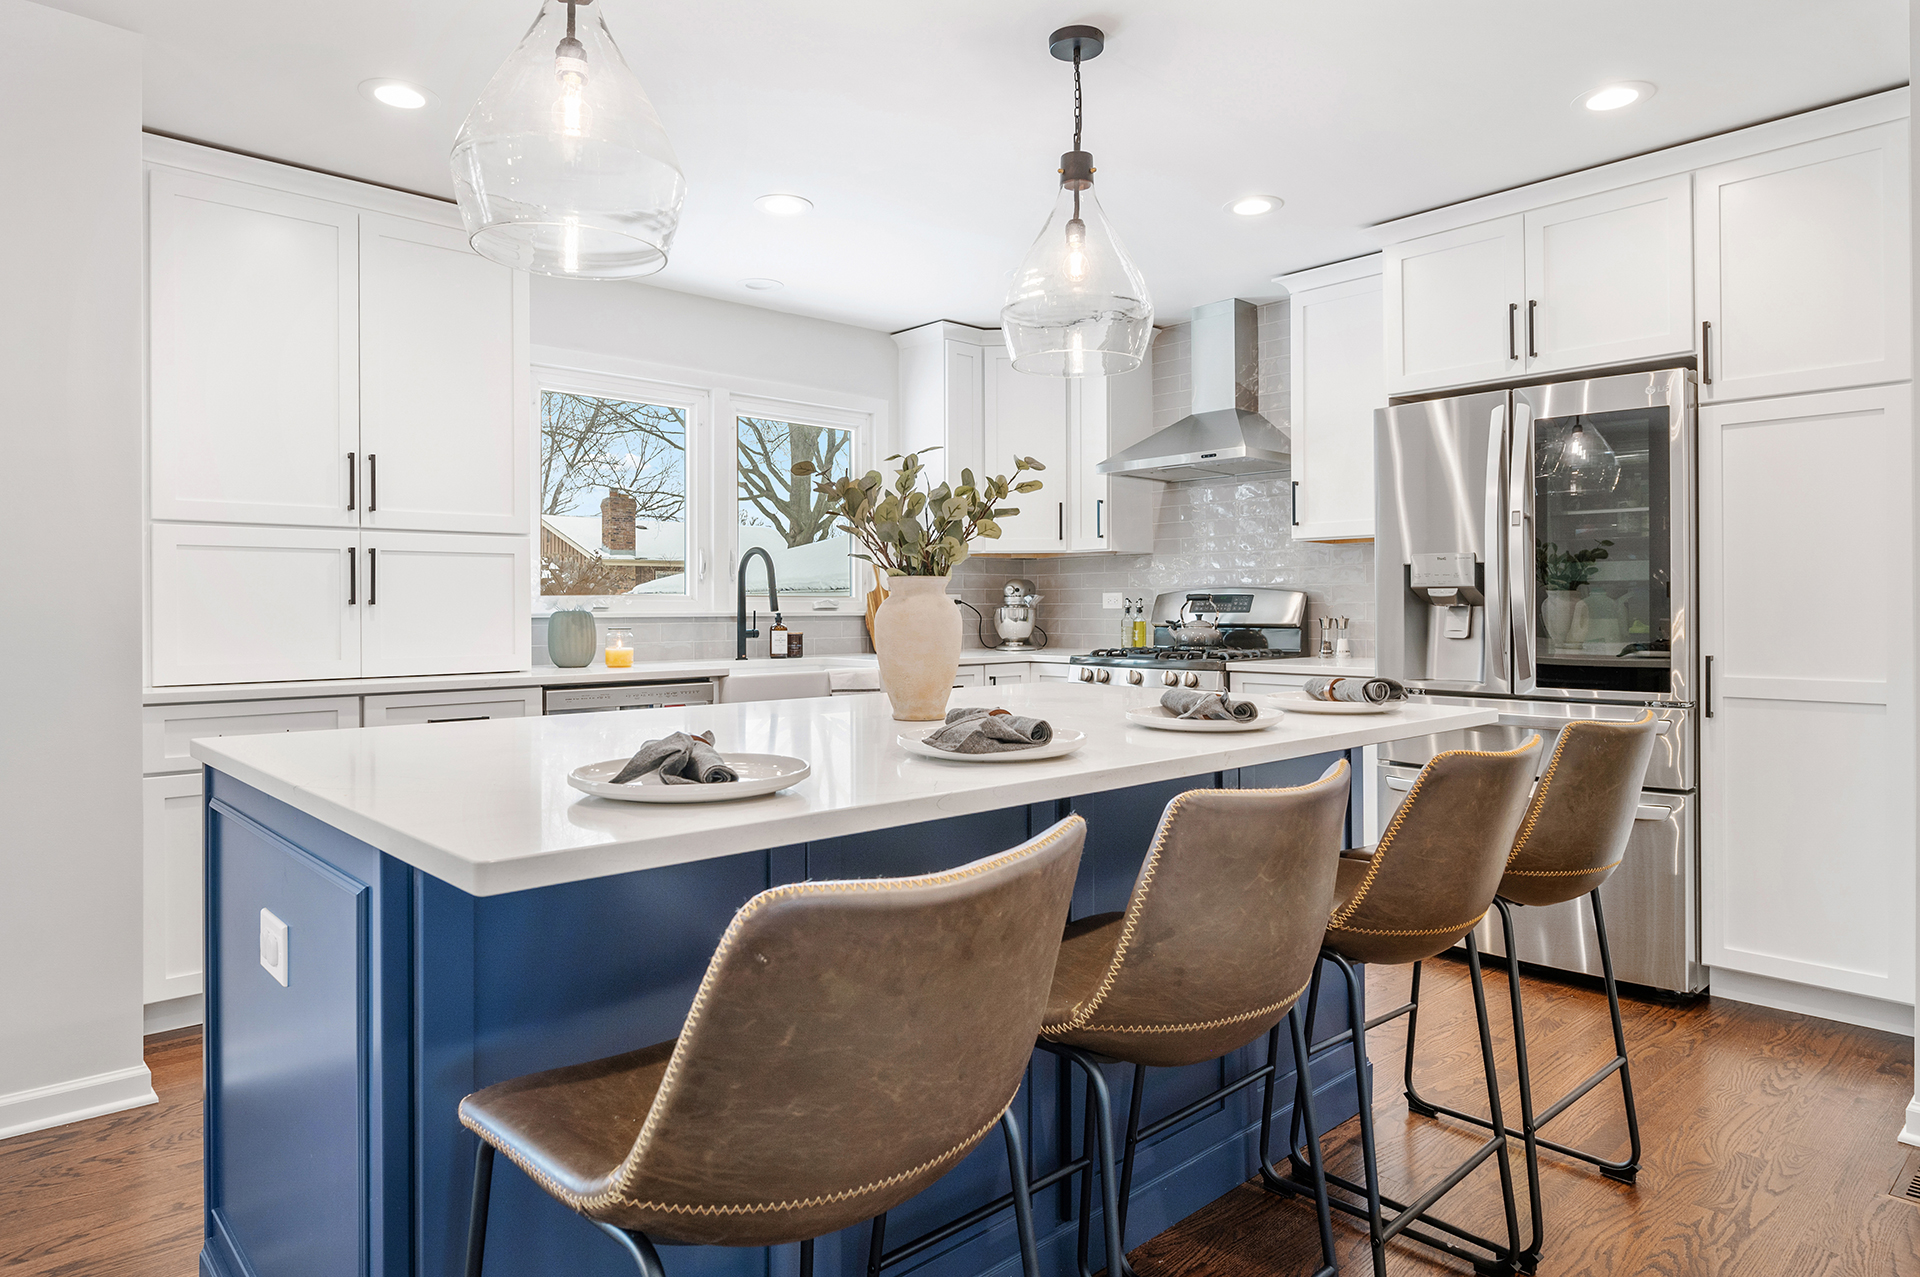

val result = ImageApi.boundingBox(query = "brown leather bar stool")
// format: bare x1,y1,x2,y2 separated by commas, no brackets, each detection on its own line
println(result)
1036,761,1355,1277
1403,711,1660,1272
1274,736,1542,1277
457,816,1086,1277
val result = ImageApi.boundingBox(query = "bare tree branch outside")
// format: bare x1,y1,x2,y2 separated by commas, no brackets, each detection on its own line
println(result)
736,416,856,595
542,393,686,520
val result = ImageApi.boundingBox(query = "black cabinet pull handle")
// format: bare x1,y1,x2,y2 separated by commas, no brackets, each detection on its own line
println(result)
347,452,356,511
1701,320,1712,385
1526,299,1538,359
347,547,356,605
1704,654,1714,717
1508,302,1518,360
368,547,377,605
1291,480,1301,526
1095,498,1103,538
1057,502,1064,541
367,454,377,512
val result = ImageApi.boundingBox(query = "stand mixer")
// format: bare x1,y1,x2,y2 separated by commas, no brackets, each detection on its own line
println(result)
992,578,1044,650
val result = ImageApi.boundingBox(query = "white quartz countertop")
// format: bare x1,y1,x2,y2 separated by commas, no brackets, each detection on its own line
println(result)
192,684,1493,897
142,649,1075,706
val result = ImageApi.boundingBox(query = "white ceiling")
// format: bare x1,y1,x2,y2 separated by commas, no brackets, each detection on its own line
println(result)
46,0,1910,332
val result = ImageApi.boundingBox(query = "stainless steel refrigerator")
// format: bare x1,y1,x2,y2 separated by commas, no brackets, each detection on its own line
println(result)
1374,366,1703,993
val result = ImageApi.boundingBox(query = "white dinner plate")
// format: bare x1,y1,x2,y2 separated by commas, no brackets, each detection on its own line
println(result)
1277,697,1399,715
1124,705,1281,733
567,754,811,803
897,728,1087,762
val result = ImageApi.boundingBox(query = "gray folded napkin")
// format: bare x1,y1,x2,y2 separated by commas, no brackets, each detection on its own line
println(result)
1303,676,1408,705
922,706,1054,754
609,730,739,785
1160,689,1259,722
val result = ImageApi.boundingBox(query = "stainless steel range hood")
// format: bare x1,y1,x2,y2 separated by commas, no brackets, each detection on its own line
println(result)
1096,298,1290,482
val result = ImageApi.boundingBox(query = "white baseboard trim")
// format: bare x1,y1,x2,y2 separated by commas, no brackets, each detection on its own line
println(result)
144,993,204,1036
1900,1098,1920,1148
0,1064,157,1142
1710,968,1916,1038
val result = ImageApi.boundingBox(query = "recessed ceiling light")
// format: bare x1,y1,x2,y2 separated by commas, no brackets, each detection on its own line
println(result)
754,194,813,217
358,78,433,110
1577,81,1657,112
1228,195,1282,217
742,278,783,290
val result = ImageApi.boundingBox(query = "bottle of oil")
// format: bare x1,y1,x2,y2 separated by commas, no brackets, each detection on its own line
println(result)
768,614,788,659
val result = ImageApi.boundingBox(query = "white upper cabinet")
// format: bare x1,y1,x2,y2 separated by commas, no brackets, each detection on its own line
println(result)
1282,257,1384,541
359,532,530,677
1068,362,1155,553
359,214,531,534
894,322,1149,556
1384,215,1524,395
150,523,360,685
982,349,1070,552
1695,121,1911,402
1522,175,1693,374
148,169,359,526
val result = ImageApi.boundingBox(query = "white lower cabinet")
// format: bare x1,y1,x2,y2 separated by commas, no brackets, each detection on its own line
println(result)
984,664,1031,686
1699,385,1914,1005
1032,665,1075,683
359,532,531,677
1229,672,1314,696
362,687,542,726
142,695,362,773
142,772,207,1004
952,667,986,688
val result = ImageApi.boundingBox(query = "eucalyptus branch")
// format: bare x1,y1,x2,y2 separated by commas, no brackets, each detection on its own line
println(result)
792,447,1045,577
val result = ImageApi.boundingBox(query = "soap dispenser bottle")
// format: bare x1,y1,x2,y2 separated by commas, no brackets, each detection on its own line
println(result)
768,613,788,659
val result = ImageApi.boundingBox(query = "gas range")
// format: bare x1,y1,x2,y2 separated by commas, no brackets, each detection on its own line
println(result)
1067,586,1312,690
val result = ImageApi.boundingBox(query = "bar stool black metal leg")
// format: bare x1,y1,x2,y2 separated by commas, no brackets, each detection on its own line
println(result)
464,1141,495,1277
999,1110,1044,1277
1051,1047,1136,1277
1286,957,1328,1170
1492,901,1544,1272
1590,890,1643,1182
1114,1064,1147,1246
800,1238,814,1277
1462,932,1524,1275
1331,953,1390,1277
1403,959,1440,1118
866,1213,887,1277
1255,1008,1339,1277
593,1223,668,1277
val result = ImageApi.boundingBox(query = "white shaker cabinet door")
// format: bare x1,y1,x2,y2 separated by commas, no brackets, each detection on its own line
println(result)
143,772,206,1004
1383,215,1524,395
148,168,359,527
359,532,531,677
151,524,361,685
981,350,1070,553
1695,121,1911,402
1289,269,1383,541
359,213,531,534
1698,386,1914,1005
1522,175,1693,375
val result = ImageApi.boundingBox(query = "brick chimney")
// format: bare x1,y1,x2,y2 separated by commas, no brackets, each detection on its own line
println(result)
600,490,637,553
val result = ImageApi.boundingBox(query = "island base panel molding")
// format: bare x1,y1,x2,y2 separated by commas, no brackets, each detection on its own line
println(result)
200,759,1363,1277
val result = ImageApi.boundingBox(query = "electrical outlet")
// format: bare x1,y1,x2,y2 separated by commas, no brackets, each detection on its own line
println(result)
1102,593,1124,609
260,908,289,987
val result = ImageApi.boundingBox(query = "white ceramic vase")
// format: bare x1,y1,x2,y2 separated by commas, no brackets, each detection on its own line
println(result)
872,574,961,721
1542,589,1590,652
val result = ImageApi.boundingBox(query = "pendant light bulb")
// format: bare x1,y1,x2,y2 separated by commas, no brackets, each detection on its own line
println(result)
1001,26,1153,377
452,0,686,279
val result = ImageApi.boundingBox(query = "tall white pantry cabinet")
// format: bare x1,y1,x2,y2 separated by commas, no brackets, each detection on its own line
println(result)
145,139,533,688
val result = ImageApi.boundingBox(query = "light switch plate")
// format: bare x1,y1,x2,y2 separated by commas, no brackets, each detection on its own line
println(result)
260,908,289,987
1102,593,1124,610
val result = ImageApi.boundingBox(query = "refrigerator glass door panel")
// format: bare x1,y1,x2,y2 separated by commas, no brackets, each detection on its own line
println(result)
1377,697,1693,793
1375,390,1511,694
1514,369,1694,703
1377,763,1701,993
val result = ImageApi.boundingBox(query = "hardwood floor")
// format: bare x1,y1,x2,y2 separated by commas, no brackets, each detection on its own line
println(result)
0,1027,202,1277
0,962,1913,1276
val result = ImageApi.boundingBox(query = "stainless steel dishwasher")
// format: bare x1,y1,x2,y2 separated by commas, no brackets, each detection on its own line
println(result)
543,681,717,714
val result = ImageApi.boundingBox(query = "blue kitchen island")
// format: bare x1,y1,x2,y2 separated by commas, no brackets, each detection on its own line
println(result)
190,684,1497,1277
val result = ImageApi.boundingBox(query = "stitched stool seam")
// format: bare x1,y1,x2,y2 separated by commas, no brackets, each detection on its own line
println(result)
1045,974,1313,1038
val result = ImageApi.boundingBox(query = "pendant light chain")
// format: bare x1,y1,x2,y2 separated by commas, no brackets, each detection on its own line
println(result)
1071,49,1083,219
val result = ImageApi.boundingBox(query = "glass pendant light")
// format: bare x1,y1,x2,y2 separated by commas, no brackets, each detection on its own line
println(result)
451,0,687,278
1543,417,1622,496
1001,26,1153,376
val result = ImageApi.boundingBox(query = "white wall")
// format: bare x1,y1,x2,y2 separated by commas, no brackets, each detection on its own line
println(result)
532,277,899,408
0,1,151,1137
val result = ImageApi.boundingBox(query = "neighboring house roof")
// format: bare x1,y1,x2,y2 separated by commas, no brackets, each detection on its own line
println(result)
630,524,856,595
540,515,687,565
